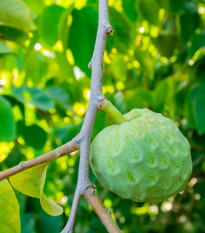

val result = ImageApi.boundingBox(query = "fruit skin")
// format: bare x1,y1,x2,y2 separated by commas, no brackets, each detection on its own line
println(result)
90,109,192,202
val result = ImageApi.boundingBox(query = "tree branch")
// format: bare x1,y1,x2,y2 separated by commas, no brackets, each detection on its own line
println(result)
61,186,82,233
62,0,121,232
0,138,79,181
84,186,122,233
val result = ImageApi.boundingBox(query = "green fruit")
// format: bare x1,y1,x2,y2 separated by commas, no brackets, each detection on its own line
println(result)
90,108,192,202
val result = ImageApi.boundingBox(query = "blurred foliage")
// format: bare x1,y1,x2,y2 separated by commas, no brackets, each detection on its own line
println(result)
0,0,205,232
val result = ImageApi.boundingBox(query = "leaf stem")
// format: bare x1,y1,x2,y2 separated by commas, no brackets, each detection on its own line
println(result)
101,101,126,124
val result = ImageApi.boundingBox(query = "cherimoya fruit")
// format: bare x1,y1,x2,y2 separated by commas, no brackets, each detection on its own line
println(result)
90,108,192,202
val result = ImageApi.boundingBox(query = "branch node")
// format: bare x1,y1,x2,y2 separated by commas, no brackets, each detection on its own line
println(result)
19,161,25,168
107,27,114,35
92,189,96,195
91,184,97,189
98,98,108,111
88,61,92,69
55,148,61,158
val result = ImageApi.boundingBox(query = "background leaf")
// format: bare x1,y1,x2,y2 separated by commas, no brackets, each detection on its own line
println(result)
39,5,64,48
0,25,27,45
0,179,21,233
0,96,15,142
122,0,138,22
47,86,71,110
107,7,134,53
68,7,98,76
190,30,205,57
0,0,36,30
110,54,127,81
9,163,63,216
138,0,159,25
0,41,13,57
11,85,54,111
193,83,205,135
20,124,47,150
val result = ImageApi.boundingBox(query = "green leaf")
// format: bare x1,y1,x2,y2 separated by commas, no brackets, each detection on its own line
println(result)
9,163,63,216
185,92,196,128
24,51,46,85
169,0,197,14
55,52,75,80
11,85,54,111
193,83,205,135
152,79,170,112
0,25,27,46
68,7,98,76
58,4,74,52
0,179,21,233
0,96,15,142
0,0,36,31
155,30,177,58
138,0,159,25
57,123,82,144
0,41,13,57
47,86,71,110
20,124,47,150
157,0,169,10
134,48,154,80
107,7,134,53
168,0,186,14
122,0,138,22
21,213,35,233
35,209,62,233
110,54,127,81
39,4,65,47
22,0,45,14
124,88,153,110
180,12,200,43
190,30,205,57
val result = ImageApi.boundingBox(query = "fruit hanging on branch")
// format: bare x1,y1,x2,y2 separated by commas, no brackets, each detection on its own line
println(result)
90,103,192,202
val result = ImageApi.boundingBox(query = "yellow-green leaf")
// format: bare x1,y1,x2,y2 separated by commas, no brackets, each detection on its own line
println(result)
0,0,36,31
0,179,21,233
9,163,63,216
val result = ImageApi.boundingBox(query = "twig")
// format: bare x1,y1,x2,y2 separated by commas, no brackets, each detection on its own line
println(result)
61,186,82,233
84,186,122,233
0,139,79,181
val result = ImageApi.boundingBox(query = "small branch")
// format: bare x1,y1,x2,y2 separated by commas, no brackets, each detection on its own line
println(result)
0,138,79,181
61,186,82,233
84,186,122,233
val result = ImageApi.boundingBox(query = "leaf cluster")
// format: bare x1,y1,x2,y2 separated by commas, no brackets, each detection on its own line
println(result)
0,0,205,232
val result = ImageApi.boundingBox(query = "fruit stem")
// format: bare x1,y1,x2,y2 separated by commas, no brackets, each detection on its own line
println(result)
101,101,126,124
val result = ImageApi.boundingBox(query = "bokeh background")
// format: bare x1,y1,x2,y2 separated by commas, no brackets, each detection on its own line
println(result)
0,0,205,232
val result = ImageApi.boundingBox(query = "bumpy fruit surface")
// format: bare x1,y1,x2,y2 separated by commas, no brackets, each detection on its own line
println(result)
90,109,192,202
